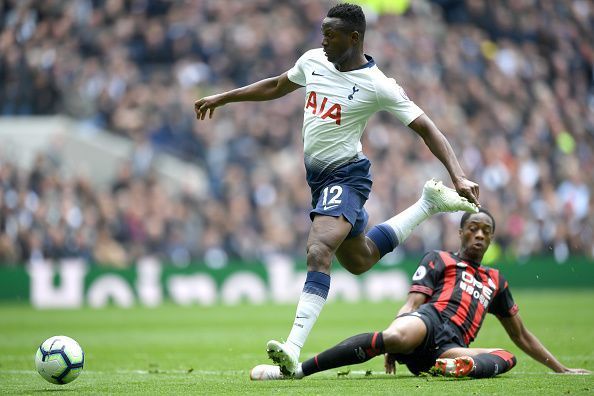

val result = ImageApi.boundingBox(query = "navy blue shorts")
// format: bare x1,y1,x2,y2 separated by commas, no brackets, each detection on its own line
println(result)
390,304,466,375
306,156,372,238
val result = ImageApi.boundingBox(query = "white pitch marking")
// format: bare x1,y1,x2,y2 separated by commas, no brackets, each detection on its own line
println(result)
0,369,245,375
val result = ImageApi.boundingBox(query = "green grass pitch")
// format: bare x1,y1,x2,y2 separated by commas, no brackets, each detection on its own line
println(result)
1,290,592,395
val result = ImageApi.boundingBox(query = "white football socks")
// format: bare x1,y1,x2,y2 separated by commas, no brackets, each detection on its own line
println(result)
285,292,327,358
384,198,433,243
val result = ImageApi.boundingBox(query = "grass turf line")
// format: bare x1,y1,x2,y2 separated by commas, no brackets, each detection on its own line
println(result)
0,290,592,394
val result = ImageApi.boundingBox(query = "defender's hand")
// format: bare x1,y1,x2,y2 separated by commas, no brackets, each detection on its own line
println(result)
384,353,397,375
453,177,480,207
194,94,225,120
559,368,591,375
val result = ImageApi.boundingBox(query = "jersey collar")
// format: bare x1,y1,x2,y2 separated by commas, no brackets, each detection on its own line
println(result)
351,54,375,70
453,252,482,268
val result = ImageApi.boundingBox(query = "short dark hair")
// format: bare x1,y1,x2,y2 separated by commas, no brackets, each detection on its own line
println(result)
460,208,496,233
327,3,366,37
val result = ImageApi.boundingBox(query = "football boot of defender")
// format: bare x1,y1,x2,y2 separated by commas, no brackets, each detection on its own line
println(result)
422,179,478,214
432,356,475,378
266,340,298,376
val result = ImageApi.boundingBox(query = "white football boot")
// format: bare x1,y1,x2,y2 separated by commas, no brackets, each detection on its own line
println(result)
250,364,285,380
422,179,478,214
266,340,299,377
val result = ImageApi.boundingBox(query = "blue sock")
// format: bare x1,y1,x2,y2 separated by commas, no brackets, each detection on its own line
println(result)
303,271,331,298
366,224,399,258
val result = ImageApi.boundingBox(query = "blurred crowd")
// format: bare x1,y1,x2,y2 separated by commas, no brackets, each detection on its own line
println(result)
0,151,210,267
0,0,593,266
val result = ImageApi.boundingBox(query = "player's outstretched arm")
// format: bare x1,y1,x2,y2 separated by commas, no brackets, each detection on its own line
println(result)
408,114,480,206
194,72,302,120
498,314,591,374
384,292,427,374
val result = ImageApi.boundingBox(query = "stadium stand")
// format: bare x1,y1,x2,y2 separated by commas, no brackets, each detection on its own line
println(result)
0,0,592,265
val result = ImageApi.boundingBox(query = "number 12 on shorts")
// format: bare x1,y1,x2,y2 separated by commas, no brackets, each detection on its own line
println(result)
322,185,343,210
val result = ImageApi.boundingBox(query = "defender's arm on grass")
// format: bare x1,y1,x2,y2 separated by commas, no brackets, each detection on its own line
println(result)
194,72,301,120
384,292,428,374
408,114,480,207
498,314,590,374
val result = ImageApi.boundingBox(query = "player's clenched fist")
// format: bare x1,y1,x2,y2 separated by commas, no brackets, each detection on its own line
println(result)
194,94,224,120
452,177,480,207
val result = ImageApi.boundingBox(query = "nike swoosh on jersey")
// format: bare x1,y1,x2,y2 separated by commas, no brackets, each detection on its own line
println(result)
311,71,324,76
322,205,339,211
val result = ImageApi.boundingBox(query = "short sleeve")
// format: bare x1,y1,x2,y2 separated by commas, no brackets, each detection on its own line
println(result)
287,52,308,87
409,251,442,297
488,272,519,317
376,78,424,125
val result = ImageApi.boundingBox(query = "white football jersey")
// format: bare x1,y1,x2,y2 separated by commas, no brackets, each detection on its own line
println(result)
287,48,424,175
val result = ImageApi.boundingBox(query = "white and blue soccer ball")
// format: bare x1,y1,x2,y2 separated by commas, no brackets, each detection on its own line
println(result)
35,335,84,385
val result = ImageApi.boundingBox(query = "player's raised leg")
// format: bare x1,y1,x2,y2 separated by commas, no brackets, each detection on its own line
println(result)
338,179,478,275
267,215,351,376
266,180,477,375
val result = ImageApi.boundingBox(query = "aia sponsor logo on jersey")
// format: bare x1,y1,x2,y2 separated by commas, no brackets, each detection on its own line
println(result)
305,91,341,125
459,270,493,308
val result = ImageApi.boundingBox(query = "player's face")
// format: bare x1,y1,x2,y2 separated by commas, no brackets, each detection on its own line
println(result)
459,213,494,261
321,17,355,64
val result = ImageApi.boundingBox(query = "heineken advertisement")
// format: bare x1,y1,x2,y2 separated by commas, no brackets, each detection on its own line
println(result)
0,255,592,309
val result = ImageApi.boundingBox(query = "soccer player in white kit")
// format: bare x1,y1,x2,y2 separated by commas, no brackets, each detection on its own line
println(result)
194,3,480,377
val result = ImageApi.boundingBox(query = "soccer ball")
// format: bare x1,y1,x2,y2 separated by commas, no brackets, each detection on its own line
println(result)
35,336,84,385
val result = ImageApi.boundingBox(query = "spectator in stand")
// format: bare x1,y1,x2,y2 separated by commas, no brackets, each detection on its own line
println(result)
0,0,592,262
